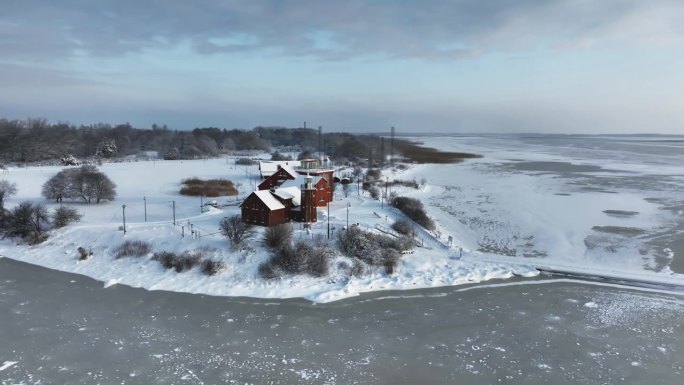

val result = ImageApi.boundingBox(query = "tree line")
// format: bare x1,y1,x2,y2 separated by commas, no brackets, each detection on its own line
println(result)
0,118,394,165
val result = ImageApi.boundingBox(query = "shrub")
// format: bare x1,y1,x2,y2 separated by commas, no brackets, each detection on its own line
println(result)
259,241,333,279
366,169,382,181
77,246,92,261
152,251,202,272
390,196,435,231
152,251,178,269
337,226,410,267
258,261,282,279
174,252,202,272
262,224,293,249
350,260,366,277
53,206,82,228
114,240,152,259
201,259,226,276
392,219,415,237
367,185,380,199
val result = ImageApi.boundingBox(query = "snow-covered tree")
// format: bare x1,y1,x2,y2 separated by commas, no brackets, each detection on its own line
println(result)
96,138,117,158
42,165,116,204
164,147,181,160
60,154,80,166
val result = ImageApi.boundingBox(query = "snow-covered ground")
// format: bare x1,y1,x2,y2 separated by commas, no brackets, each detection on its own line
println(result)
2,134,683,302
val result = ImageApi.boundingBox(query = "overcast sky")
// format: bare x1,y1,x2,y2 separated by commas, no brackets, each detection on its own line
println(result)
1,0,683,133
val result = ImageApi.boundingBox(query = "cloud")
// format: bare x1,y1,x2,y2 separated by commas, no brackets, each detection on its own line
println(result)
2,0,683,62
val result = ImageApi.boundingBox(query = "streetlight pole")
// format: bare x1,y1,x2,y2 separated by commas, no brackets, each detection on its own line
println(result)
346,202,350,229
172,200,176,225
143,196,147,222
122,204,127,235
386,177,389,205
327,202,330,239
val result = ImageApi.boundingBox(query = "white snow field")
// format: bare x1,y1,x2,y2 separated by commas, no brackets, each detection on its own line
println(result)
2,134,683,302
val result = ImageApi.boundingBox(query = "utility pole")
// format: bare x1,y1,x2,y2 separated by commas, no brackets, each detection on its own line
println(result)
318,126,323,162
386,177,389,202
200,195,203,214
172,200,176,225
346,203,350,229
327,202,330,239
143,196,147,222
122,205,127,235
390,126,395,167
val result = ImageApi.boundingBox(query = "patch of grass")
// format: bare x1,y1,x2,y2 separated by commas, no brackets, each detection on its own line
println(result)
114,240,152,259
393,138,481,164
179,178,238,197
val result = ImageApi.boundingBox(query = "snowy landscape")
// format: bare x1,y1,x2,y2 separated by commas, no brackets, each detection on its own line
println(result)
2,134,683,303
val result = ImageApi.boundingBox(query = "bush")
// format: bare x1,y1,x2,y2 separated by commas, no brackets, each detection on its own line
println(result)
392,219,415,237
350,260,366,277
262,224,293,249
367,185,380,199
174,253,202,272
53,206,82,228
366,169,382,181
259,241,333,279
114,240,152,259
152,251,178,269
152,250,202,272
390,196,435,231
337,226,410,268
77,246,92,261
201,259,226,276
258,261,281,279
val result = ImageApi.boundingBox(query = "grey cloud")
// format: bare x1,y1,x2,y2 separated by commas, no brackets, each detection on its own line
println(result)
2,0,682,62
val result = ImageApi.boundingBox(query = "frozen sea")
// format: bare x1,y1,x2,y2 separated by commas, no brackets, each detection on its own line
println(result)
1,134,684,384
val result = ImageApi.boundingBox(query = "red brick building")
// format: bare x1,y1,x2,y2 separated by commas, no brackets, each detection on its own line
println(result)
241,177,318,227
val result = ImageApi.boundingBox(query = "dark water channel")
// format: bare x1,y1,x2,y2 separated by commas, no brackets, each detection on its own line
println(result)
2,258,683,384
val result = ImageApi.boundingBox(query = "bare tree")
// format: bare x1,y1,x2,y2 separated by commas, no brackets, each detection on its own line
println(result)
219,214,256,249
4,201,50,243
0,180,17,212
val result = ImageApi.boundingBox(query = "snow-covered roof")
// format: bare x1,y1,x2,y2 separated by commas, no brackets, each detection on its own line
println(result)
259,160,302,178
280,174,324,189
273,186,301,206
252,190,285,210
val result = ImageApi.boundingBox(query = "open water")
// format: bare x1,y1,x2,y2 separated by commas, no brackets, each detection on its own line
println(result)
1,258,683,385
